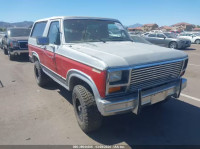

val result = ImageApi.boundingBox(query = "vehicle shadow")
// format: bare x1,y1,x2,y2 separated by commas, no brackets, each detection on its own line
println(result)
43,82,73,104
181,47,196,51
41,83,200,146
88,98,200,146
14,55,30,63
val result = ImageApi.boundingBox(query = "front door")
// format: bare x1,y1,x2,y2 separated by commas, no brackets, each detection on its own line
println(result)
43,20,61,73
156,33,166,46
146,33,157,44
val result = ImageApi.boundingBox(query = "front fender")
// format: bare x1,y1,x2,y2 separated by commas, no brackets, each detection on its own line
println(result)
66,69,103,113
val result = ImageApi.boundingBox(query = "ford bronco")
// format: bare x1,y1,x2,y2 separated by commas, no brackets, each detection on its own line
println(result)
28,16,188,133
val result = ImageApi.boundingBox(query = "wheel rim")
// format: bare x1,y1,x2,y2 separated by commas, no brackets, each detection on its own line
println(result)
196,40,200,44
75,95,83,121
170,43,176,49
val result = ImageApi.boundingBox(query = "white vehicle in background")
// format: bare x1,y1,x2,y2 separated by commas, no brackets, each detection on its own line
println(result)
178,32,200,44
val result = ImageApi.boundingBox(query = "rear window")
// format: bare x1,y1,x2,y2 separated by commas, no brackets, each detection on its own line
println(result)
31,21,47,37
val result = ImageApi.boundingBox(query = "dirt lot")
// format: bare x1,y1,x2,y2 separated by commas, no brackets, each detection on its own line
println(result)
0,45,200,146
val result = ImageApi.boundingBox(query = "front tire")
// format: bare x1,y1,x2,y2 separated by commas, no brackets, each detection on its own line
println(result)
3,47,8,55
8,50,15,61
34,61,49,87
72,85,102,133
195,39,200,44
169,42,178,49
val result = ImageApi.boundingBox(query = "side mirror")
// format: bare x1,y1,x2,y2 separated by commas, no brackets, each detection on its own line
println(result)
36,37,49,45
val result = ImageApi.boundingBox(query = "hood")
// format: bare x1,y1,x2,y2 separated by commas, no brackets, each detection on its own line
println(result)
65,41,188,70
176,37,191,42
9,36,28,41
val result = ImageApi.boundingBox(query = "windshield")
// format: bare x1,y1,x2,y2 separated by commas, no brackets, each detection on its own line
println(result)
63,19,131,43
130,35,151,44
163,33,177,38
8,28,31,37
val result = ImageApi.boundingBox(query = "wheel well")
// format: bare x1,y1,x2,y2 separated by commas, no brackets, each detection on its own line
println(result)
69,76,93,94
195,39,200,42
32,55,39,62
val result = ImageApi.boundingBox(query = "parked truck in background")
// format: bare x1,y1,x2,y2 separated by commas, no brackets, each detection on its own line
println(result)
2,27,31,60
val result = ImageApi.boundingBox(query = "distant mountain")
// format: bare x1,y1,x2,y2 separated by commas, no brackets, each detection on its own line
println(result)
0,21,34,28
128,23,143,28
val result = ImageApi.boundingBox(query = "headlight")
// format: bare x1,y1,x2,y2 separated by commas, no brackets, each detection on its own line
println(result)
109,71,122,83
10,41,19,47
106,70,130,95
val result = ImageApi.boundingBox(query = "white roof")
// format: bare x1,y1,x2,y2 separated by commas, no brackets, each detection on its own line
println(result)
35,16,119,23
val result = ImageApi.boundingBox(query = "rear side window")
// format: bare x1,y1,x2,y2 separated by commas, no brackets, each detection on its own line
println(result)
31,21,47,37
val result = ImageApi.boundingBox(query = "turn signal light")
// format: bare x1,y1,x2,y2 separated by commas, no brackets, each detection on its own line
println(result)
108,87,121,94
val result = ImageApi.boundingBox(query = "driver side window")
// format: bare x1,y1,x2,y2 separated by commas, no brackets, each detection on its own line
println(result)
48,21,60,45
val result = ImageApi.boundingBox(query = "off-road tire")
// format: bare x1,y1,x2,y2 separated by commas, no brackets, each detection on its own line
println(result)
34,60,49,87
169,42,178,49
195,39,200,44
72,85,102,133
8,50,15,61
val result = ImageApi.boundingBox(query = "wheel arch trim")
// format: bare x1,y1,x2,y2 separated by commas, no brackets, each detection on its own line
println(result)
66,69,102,110
32,51,40,62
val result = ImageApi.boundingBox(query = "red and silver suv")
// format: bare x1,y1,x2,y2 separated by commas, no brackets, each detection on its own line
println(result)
28,16,188,133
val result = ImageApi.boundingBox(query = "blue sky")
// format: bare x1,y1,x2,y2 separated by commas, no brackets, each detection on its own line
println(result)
0,0,199,26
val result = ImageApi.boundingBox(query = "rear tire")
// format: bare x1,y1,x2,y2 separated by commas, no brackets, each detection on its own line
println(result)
72,85,102,133
34,60,49,87
195,39,200,44
169,42,178,49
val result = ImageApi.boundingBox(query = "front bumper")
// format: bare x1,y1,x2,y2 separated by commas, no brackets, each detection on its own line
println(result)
97,78,187,116
10,50,29,55
178,42,191,49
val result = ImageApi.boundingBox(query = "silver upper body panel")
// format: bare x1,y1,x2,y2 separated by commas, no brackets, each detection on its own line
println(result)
63,41,188,70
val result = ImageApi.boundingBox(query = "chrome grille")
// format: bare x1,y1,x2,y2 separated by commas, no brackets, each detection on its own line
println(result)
129,61,183,92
